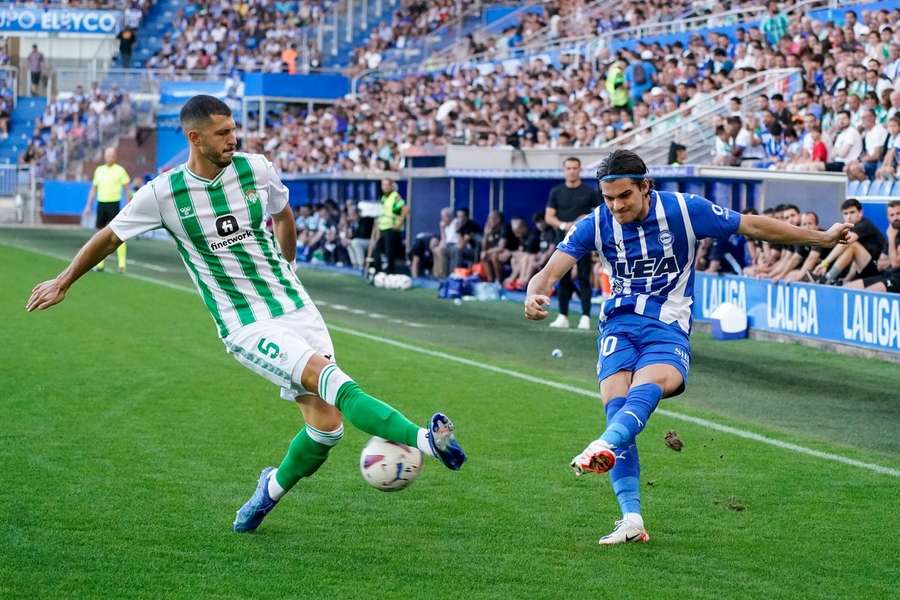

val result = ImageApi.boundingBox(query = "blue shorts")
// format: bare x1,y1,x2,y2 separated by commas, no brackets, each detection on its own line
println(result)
596,313,691,395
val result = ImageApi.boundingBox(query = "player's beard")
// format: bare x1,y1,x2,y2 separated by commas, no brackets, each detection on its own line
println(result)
202,144,234,168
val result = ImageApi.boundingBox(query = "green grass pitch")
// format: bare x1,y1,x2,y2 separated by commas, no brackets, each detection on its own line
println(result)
1,228,898,599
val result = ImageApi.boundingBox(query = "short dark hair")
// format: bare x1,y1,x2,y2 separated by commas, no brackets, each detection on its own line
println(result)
179,95,231,127
563,156,581,167
888,200,900,209
595,149,648,187
804,211,820,225
783,204,800,213
841,198,862,211
838,109,852,119
771,93,784,102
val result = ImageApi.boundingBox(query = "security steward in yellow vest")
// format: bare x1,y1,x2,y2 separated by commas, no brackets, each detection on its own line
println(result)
367,179,408,274
82,146,131,272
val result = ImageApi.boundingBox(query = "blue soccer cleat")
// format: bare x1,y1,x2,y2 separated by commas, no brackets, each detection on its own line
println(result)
233,467,278,533
428,413,467,470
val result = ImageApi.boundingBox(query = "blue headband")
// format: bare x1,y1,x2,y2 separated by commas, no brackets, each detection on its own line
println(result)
599,173,646,182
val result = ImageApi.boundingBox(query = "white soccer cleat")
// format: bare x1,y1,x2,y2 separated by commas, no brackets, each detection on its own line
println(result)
549,314,570,329
598,515,650,545
577,315,591,330
570,439,616,476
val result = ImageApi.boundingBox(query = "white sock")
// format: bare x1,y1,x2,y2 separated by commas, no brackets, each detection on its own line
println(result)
317,363,353,406
624,512,643,527
416,428,436,458
267,469,286,501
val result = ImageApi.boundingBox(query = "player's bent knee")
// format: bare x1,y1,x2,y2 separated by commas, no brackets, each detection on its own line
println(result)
299,355,355,406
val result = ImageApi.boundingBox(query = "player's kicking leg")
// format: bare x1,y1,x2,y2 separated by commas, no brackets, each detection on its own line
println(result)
233,353,466,533
570,330,686,544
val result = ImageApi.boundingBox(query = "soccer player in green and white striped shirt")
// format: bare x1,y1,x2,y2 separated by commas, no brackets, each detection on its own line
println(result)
26,95,467,533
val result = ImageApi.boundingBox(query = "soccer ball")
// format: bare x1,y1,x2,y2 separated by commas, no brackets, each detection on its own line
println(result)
359,436,423,492
373,272,386,288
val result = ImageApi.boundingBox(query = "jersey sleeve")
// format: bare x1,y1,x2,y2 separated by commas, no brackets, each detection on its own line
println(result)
108,182,162,241
556,210,596,260
685,194,741,240
264,159,289,215
92,167,101,186
119,166,131,187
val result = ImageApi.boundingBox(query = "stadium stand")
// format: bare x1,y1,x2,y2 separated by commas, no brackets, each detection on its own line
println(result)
6,0,900,296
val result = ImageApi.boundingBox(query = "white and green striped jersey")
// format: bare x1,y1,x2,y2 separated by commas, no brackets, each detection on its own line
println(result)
108,152,306,338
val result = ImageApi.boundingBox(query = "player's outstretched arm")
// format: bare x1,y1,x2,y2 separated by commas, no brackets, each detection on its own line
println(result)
738,214,852,249
524,250,577,320
26,227,123,312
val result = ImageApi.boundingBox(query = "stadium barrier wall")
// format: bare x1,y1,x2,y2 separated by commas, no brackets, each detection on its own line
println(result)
694,273,900,355
242,73,350,101
41,180,92,222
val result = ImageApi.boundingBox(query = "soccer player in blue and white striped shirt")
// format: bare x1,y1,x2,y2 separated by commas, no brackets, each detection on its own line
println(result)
524,149,851,545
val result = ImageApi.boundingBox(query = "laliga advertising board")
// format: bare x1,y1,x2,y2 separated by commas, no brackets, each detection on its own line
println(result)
695,273,900,353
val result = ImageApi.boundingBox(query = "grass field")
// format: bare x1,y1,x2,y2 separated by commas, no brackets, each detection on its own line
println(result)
1,227,899,599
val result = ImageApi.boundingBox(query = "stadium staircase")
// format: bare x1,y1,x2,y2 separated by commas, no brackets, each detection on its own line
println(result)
320,0,401,67
590,69,803,167
321,1,524,68
129,0,187,68
0,97,46,165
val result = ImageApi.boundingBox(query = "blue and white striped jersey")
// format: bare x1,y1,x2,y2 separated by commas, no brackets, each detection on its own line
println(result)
557,190,741,334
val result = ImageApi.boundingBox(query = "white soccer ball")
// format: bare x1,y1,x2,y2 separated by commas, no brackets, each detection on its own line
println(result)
551,348,563,358
373,272,386,288
359,436,423,492
385,274,399,289
399,275,412,290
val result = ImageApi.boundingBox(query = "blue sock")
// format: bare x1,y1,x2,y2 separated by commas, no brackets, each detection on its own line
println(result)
600,383,663,448
604,397,641,516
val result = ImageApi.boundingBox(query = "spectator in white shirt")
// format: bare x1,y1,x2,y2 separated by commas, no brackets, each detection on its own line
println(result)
825,110,863,171
847,109,888,180
875,115,900,180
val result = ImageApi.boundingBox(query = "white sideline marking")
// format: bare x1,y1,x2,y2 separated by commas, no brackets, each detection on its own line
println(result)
6,240,898,478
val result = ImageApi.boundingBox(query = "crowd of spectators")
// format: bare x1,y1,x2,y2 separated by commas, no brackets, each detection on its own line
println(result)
241,3,900,176
20,83,136,178
694,5,900,180
446,0,764,64
350,0,483,72
146,1,331,73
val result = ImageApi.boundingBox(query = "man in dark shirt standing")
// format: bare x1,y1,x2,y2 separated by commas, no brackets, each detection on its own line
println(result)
545,157,601,329
814,198,886,284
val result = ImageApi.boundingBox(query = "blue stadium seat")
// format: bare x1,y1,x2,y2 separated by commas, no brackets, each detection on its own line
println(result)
847,180,862,196
870,180,895,196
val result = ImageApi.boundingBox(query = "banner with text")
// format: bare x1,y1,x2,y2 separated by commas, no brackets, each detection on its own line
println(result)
694,273,900,354
0,8,122,34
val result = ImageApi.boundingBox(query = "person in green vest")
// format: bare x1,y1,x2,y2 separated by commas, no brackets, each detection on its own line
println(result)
605,59,629,111
82,147,131,272
367,178,409,274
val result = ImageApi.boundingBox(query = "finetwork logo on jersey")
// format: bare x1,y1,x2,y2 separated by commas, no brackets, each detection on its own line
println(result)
210,214,252,251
